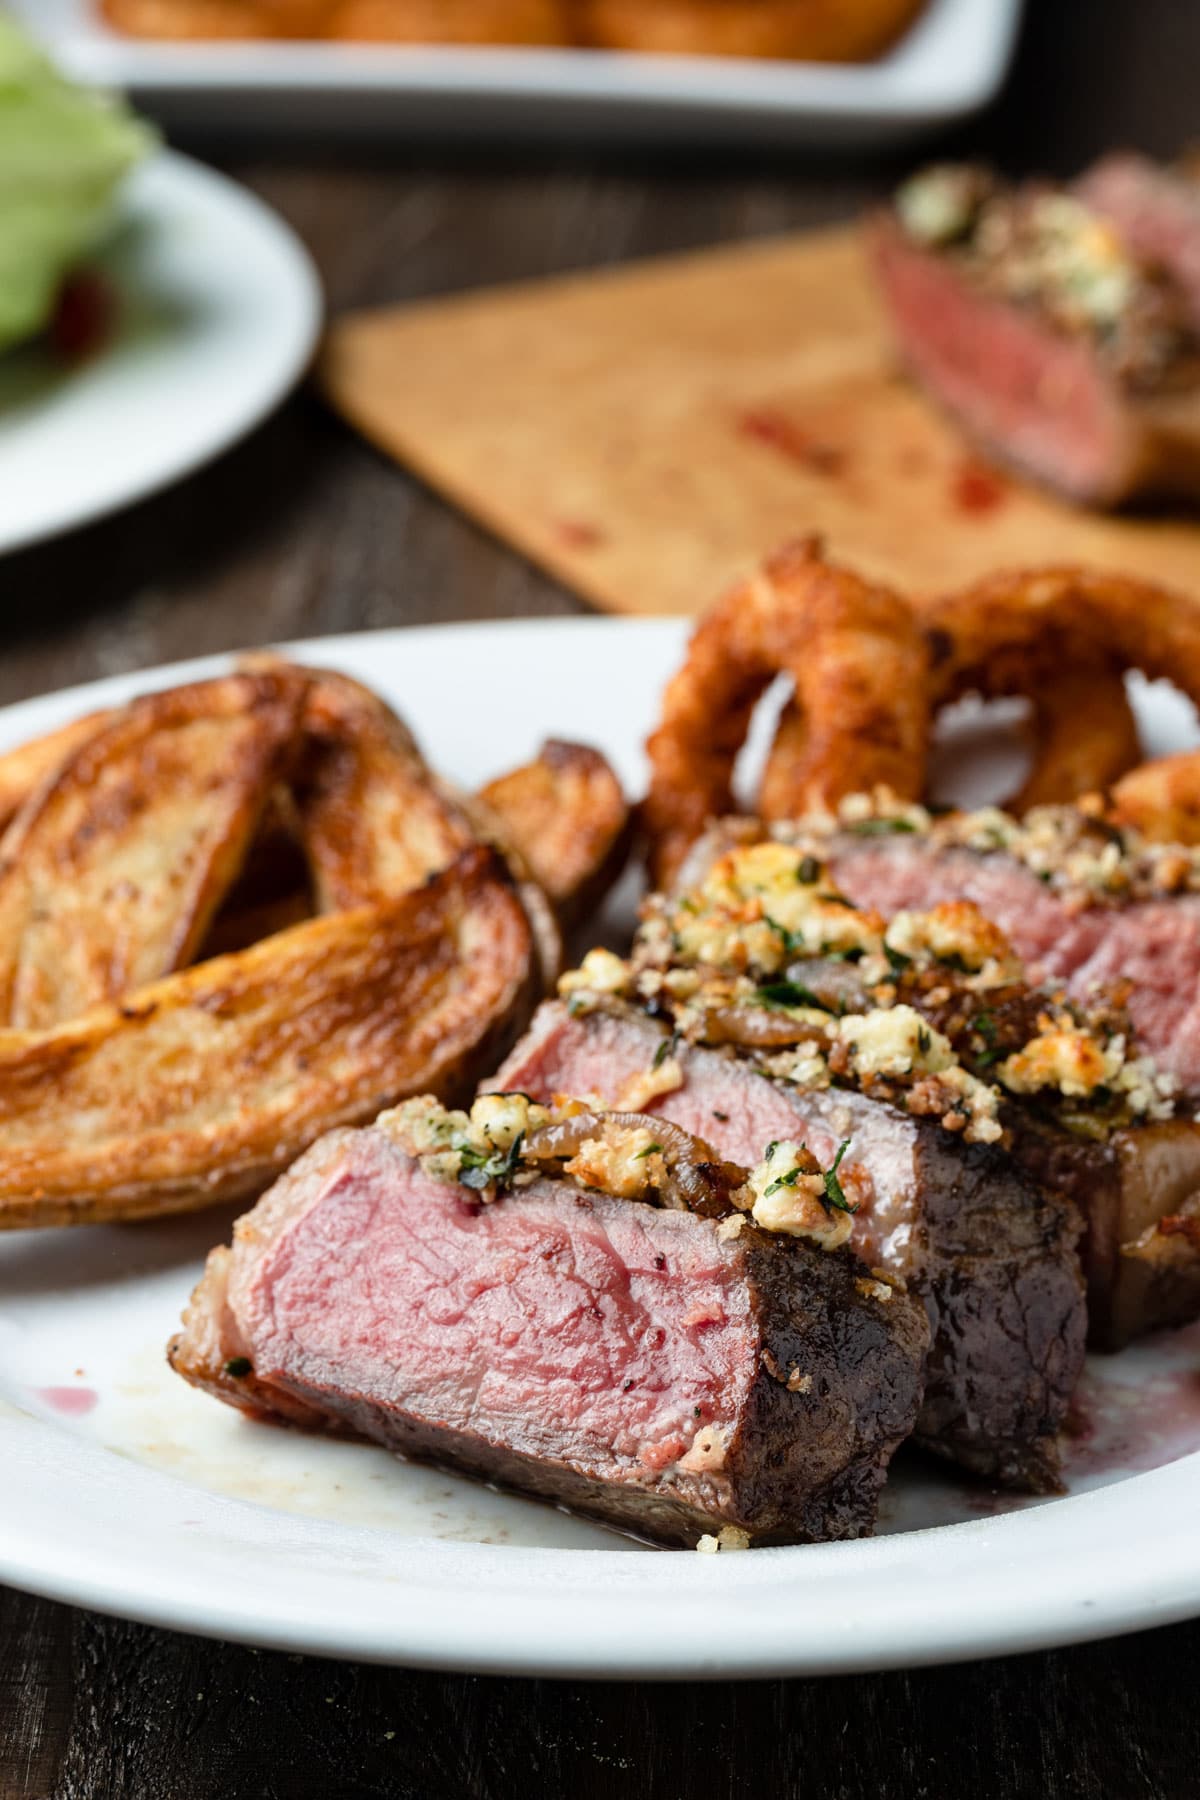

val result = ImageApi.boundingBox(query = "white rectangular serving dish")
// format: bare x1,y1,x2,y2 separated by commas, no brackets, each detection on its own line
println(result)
14,0,1023,146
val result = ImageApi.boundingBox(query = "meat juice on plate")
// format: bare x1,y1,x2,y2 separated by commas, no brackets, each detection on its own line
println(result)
3,1202,1199,1551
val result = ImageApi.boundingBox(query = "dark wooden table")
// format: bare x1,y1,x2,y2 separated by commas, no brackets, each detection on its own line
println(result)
5,4,1200,1794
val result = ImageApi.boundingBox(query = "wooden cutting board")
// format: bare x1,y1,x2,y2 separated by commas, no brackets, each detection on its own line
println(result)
319,224,1200,615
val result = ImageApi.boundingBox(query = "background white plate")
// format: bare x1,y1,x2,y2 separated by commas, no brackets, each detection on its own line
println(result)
2,617,1200,1678
14,0,1024,148
0,150,321,557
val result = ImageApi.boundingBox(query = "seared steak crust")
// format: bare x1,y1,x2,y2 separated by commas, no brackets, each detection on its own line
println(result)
495,1002,1087,1491
1012,1114,1200,1349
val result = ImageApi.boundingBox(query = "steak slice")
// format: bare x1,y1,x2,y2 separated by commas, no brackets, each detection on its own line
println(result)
494,1002,1086,1492
674,819,1200,1347
1009,1116,1200,1349
1078,153,1200,333
826,835,1200,1103
169,1125,928,1549
871,199,1200,507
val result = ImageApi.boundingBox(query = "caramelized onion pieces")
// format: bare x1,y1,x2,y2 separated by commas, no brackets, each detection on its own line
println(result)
700,1005,820,1049
522,1110,749,1216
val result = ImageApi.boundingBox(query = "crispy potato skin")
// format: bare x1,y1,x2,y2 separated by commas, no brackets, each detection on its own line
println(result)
0,660,586,1231
476,739,631,930
0,711,112,841
285,662,564,981
644,538,929,886
0,657,574,990
0,672,304,1030
0,849,537,1230
288,664,478,909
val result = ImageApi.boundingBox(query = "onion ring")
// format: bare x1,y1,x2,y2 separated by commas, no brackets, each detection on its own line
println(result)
1011,662,1142,812
644,539,930,885
925,565,1200,708
919,566,1200,812
1109,750,1200,844
699,1004,823,1049
574,0,927,60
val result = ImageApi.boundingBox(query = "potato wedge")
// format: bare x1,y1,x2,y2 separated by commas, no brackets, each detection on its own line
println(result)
196,785,312,959
476,739,631,930
0,709,112,840
289,664,477,909
287,662,562,980
0,847,537,1229
0,671,304,1029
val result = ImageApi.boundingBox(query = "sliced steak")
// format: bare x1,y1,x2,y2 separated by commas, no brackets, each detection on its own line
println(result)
871,184,1200,507
1078,153,1200,332
170,1124,928,1549
827,835,1200,1103
494,1001,1086,1491
1010,1115,1200,1349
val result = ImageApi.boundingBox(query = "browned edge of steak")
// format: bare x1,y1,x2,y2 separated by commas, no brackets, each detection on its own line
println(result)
679,819,1200,1352
494,1001,1087,1493
170,1127,930,1549
1012,1115,1200,1349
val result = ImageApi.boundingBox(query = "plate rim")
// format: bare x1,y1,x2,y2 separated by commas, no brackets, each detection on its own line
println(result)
0,148,322,558
1,616,1197,1679
17,0,1025,134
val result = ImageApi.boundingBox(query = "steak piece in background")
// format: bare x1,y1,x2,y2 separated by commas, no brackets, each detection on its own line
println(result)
871,171,1200,507
494,1001,1086,1493
1011,1115,1200,1349
170,1125,928,1549
1078,153,1200,332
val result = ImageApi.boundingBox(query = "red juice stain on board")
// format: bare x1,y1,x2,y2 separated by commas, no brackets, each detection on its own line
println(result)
553,518,606,551
736,408,846,476
951,459,1009,516
36,1385,99,1417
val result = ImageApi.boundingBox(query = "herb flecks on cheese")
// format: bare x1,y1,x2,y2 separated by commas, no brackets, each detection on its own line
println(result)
746,1140,856,1249
379,1096,866,1247
381,1092,555,1194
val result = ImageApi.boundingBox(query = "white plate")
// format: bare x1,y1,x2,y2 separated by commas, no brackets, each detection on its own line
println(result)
2,618,1200,1678
0,150,321,557
15,0,1023,148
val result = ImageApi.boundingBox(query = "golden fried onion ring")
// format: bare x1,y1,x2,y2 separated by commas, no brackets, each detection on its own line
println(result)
644,539,929,885
925,566,1200,706
1009,663,1141,813
1110,750,1200,844
574,0,926,60
918,566,1200,811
